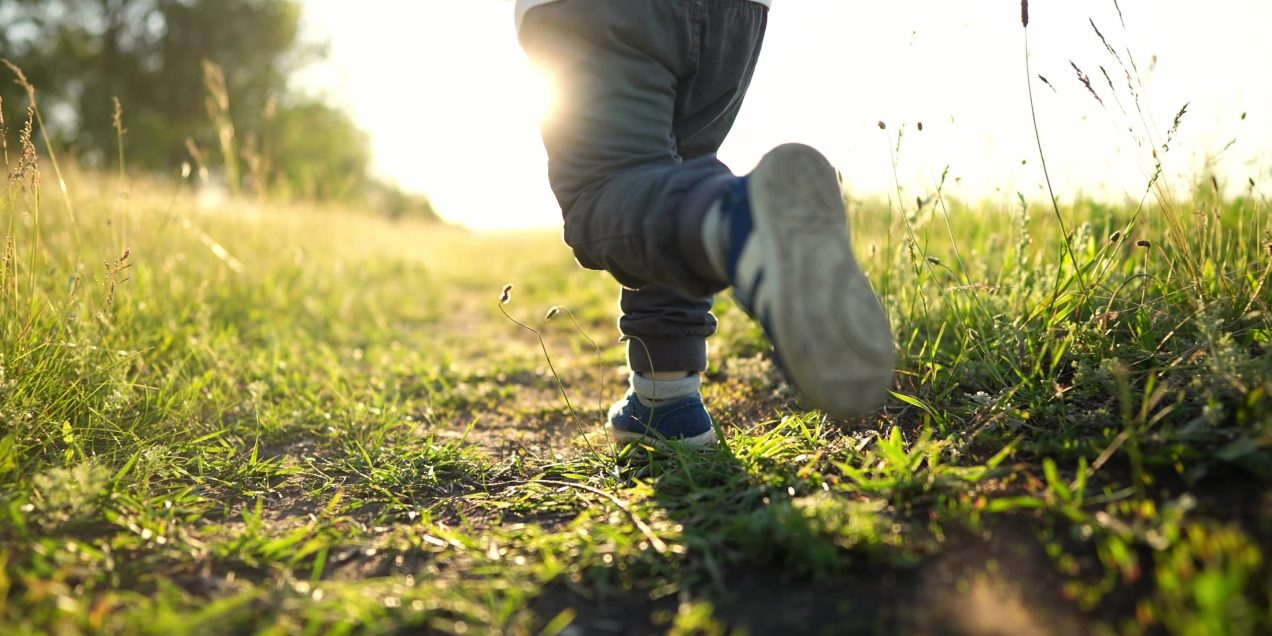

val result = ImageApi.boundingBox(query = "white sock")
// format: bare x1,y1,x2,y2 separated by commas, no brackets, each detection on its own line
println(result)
632,372,701,407
700,199,730,282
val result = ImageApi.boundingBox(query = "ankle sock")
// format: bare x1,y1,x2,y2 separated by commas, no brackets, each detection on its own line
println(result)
700,198,730,283
632,371,701,407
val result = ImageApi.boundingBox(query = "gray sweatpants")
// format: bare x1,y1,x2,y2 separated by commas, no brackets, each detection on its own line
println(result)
520,0,768,373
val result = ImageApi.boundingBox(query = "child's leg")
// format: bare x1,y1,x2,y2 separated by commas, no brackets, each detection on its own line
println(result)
521,1,766,444
523,0,894,427
612,5,769,381
519,0,766,301
619,283,715,377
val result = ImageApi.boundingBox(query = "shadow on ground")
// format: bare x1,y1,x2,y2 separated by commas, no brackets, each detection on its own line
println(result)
527,444,1100,636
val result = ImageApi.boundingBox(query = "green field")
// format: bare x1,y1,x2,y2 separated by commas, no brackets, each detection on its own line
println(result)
2,155,1269,635
2,0,1268,632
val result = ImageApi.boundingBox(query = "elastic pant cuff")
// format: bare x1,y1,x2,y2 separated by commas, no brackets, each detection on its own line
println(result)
625,336,709,373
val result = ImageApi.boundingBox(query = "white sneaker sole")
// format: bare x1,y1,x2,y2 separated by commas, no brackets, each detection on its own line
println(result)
607,425,719,448
739,143,895,418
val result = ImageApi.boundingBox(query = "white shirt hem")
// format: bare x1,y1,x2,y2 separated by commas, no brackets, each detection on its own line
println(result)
516,0,772,32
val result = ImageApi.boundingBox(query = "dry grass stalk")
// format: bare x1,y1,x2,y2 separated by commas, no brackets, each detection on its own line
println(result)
1,93,7,166
185,138,211,185
1098,66,1129,116
3,58,80,235
19,110,34,172
1090,19,1123,65
1018,0,1089,321
201,59,240,197
98,248,134,319
1,236,13,298
2,58,36,106
241,94,277,203
8,107,37,188
495,283,600,457
1163,103,1189,152
1070,62,1104,107
113,96,127,184
241,132,270,202
112,97,124,135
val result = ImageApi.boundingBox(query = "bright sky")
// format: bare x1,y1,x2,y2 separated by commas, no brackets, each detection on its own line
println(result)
299,0,1272,230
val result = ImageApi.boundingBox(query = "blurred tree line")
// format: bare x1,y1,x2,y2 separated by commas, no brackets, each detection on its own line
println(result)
0,0,437,221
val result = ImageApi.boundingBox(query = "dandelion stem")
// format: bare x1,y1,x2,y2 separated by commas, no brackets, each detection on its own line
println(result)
498,301,599,457
558,307,605,425
1022,25,1090,322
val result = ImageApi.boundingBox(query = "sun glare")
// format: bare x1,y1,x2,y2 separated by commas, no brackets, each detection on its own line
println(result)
302,0,1272,231
523,63,557,122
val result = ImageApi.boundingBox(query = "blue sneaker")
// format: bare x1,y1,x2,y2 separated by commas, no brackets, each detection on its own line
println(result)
726,144,895,418
606,390,718,447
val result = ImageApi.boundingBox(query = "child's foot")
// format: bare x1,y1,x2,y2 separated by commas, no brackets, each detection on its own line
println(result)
722,143,895,418
606,373,717,447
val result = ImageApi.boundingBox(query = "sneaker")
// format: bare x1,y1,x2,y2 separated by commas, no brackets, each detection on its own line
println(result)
606,390,718,447
726,143,895,418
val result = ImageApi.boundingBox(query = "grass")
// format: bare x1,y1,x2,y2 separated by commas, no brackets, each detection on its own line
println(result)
2,25,1272,635
1,157,1268,634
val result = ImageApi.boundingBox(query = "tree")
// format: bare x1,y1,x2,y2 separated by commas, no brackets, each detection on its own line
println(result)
3,0,307,167
267,99,371,202
0,0,400,212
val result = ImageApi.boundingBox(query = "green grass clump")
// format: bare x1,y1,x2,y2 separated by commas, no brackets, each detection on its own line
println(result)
0,155,1268,634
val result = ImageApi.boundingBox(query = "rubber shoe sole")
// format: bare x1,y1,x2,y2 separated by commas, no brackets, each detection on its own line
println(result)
737,143,895,418
607,426,718,448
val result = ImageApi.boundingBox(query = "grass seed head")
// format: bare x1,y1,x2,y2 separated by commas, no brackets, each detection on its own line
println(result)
112,96,124,133
545,306,561,321
1070,62,1104,107
1,235,13,293
877,121,886,130
265,94,278,121
926,256,942,266
8,106,36,186
1090,19,1122,64
1021,0,1029,27
2,58,36,104
1110,231,1122,243
1136,240,1151,249
499,284,513,304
